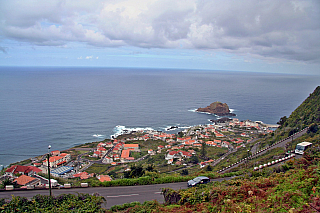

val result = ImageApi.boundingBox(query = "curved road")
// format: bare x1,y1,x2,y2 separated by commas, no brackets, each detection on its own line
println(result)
220,128,308,173
0,177,233,209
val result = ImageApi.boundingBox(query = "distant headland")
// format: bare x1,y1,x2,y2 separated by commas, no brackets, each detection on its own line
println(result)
196,101,236,116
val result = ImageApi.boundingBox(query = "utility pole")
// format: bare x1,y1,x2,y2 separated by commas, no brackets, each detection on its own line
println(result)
47,145,52,197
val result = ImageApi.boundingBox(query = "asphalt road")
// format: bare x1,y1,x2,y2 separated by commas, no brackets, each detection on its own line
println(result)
221,128,308,173
0,177,233,209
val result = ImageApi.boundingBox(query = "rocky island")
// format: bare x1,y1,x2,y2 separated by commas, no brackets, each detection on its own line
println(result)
196,101,236,116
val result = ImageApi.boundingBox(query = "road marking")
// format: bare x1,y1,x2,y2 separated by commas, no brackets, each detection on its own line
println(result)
107,194,139,198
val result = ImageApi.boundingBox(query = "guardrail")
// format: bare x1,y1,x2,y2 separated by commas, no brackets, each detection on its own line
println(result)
217,127,308,173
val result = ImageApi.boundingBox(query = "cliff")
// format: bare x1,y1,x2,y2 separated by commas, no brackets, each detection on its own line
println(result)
196,101,236,116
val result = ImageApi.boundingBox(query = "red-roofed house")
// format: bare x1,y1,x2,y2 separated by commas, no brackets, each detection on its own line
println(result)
97,175,112,182
179,151,192,158
51,150,60,156
43,156,65,168
124,144,140,151
165,151,180,160
158,145,164,150
14,175,41,187
222,141,230,148
121,149,130,159
5,165,42,177
73,172,94,180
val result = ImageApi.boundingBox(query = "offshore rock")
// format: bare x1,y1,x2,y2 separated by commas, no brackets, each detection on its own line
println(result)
196,101,236,116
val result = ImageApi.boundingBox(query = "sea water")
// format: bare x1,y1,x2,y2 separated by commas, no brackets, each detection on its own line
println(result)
0,66,319,167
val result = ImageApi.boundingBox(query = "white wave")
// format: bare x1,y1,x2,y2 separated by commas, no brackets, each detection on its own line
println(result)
92,134,104,138
188,109,197,112
111,125,155,138
230,108,236,113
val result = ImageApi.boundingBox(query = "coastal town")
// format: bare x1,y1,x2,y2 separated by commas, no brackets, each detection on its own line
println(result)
0,117,277,189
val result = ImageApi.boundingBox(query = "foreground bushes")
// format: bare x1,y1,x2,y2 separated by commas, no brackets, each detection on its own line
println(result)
0,193,105,212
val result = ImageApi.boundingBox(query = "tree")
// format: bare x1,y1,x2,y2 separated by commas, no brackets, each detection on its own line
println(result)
308,123,319,134
180,169,189,176
189,155,199,164
146,164,155,172
200,141,207,158
124,165,145,178
277,116,287,127
0,177,13,189
205,165,212,171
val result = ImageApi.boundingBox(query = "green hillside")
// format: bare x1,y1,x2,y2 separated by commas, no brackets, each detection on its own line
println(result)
278,86,320,131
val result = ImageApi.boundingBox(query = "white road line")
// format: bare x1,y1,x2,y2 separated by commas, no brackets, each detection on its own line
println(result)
107,194,139,198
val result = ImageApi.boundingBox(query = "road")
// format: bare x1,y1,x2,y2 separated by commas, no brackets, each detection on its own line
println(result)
0,177,233,209
220,128,308,173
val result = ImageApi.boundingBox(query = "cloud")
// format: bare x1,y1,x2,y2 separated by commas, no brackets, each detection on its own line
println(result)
0,0,319,63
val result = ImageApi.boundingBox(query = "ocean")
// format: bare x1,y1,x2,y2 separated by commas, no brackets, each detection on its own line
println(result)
0,66,319,167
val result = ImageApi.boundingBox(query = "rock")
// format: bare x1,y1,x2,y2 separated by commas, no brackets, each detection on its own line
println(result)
196,101,236,116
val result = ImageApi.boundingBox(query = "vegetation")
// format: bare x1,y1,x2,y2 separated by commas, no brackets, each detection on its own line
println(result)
0,193,106,212
279,86,320,131
104,146,320,212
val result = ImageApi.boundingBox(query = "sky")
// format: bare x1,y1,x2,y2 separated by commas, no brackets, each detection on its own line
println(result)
0,0,319,75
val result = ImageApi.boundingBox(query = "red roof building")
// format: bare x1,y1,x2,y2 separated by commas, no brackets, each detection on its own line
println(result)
5,165,42,176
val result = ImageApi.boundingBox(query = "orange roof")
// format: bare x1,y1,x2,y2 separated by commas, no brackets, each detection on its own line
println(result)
60,153,68,157
14,175,36,186
124,144,139,148
98,175,112,182
121,149,130,158
43,156,63,163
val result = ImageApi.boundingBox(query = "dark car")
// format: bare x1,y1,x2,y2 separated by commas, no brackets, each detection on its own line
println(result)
187,176,210,187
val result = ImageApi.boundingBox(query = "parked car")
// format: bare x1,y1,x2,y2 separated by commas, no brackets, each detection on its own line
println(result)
187,176,210,187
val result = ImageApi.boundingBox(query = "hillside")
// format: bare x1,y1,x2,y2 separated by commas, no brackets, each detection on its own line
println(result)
278,86,320,130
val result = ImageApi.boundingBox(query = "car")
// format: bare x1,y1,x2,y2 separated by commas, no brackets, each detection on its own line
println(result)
187,176,210,187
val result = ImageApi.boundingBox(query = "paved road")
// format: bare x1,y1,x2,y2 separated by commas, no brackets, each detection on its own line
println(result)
220,128,308,173
0,177,233,209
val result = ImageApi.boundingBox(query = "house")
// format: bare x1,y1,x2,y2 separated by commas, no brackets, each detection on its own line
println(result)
112,154,120,160
148,149,155,155
179,151,192,158
200,162,207,168
103,157,113,164
72,172,94,180
123,144,140,152
14,175,41,187
121,149,130,159
93,151,102,158
51,150,60,156
125,157,135,161
43,156,65,168
167,159,173,164
222,141,230,148
206,141,217,146
97,175,112,182
60,153,71,162
5,165,42,177
188,150,196,155
158,145,164,150
165,151,180,160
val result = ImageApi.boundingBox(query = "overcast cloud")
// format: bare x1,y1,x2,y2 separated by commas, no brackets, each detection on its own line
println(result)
0,0,320,64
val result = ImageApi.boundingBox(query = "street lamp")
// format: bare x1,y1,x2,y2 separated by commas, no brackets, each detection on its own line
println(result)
247,149,250,169
47,145,52,197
